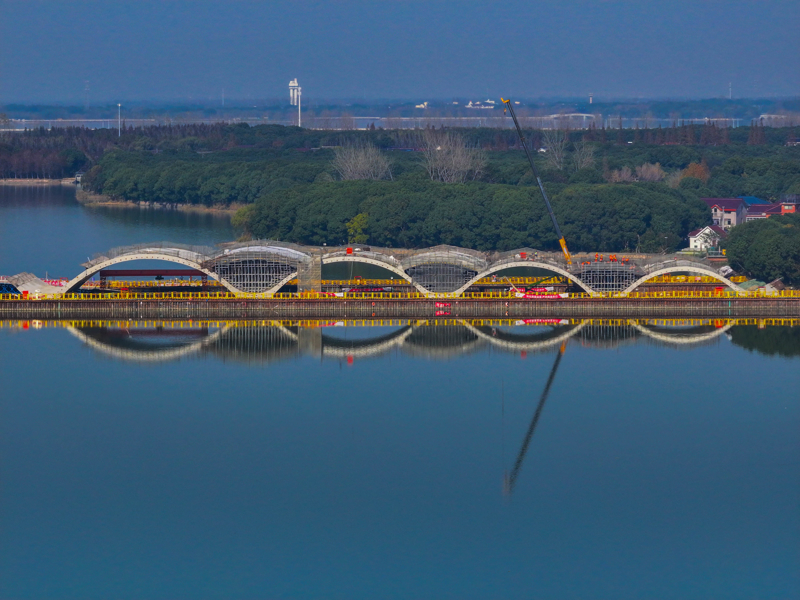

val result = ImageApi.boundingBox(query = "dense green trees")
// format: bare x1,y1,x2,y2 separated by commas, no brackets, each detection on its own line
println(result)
6,121,798,259
80,140,800,207
239,180,707,252
725,213,800,284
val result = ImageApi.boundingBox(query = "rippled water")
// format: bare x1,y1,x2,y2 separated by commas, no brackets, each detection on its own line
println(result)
0,187,798,599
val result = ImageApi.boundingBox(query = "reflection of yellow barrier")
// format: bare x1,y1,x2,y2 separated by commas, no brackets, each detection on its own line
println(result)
2,317,798,330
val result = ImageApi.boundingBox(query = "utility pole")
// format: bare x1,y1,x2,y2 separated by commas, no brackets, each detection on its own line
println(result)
117,103,121,137
729,82,732,100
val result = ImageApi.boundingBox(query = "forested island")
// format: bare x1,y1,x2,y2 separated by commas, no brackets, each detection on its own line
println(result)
2,121,799,276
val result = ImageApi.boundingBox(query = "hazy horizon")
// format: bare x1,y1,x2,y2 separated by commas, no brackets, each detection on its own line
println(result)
3,95,800,108
1,0,798,103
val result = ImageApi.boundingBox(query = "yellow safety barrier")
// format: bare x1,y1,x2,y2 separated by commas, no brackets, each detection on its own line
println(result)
643,274,750,284
2,289,799,302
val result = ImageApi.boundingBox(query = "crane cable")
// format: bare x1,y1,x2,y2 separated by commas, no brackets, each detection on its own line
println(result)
501,98,572,265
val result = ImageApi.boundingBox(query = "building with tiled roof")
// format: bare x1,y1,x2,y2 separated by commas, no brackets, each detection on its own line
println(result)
746,202,797,222
701,198,748,229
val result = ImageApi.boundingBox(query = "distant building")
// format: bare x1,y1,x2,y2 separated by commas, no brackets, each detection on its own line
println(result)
701,198,748,229
465,101,492,109
746,202,797,221
688,225,727,251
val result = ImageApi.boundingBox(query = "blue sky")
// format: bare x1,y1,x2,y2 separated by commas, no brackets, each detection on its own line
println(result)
1,0,798,103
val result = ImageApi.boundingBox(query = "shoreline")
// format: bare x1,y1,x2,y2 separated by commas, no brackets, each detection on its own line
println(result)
76,189,240,215
0,178,75,186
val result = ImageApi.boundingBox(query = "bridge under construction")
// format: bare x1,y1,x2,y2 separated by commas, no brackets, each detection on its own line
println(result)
3,240,750,297
1,240,796,319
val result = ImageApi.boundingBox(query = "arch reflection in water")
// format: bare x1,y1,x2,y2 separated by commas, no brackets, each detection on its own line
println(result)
55,318,744,364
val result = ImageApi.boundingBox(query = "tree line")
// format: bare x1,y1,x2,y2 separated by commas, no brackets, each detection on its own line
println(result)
80,138,800,208
725,212,800,285
234,180,708,253
1,121,798,181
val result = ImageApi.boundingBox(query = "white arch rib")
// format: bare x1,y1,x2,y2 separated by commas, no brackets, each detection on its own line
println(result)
62,253,240,295
321,327,415,358
66,324,231,362
462,321,588,351
630,320,735,345
622,266,744,295
265,271,298,296
66,322,300,362
454,261,594,296
321,255,425,292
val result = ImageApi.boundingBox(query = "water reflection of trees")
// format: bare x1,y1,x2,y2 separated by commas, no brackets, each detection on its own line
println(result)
728,326,800,358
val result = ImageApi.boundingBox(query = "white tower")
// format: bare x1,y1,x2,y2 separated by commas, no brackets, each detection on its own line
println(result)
289,78,302,127
289,79,300,105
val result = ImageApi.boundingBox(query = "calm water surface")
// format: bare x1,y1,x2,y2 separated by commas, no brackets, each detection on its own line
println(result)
0,185,234,277
0,187,798,599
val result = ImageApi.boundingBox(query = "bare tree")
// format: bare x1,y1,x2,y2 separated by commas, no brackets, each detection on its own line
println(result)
635,162,666,182
572,140,596,171
541,128,568,170
338,113,357,130
332,140,392,181
609,166,635,182
420,129,486,183
665,170,683,188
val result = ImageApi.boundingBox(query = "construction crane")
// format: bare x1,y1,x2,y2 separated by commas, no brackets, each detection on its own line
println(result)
504,340,567,496
501,98,572,266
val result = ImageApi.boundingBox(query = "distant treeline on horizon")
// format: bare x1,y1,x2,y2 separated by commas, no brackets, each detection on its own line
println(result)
1,121,799,181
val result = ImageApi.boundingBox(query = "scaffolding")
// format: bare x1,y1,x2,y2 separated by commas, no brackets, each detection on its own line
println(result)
204,241,310,294
401,246,487,293
579,262,640,293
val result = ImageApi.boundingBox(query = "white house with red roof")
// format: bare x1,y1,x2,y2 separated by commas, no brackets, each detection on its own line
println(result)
688,225,728,251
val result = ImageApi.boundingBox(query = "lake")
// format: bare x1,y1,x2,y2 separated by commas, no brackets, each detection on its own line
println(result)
0,186,798,599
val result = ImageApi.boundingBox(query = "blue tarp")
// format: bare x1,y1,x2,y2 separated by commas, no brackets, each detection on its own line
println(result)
739,196,769,205
0,282,21,295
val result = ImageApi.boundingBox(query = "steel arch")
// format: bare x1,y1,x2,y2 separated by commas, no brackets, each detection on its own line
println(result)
62,252,235,294
321,255,422,291
455,261,595,296
622,266,743,295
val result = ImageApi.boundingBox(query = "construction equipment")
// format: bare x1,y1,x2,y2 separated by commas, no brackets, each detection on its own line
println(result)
501,98,572,265
504,340,567,495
